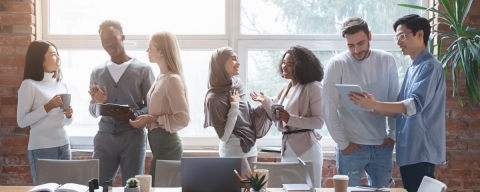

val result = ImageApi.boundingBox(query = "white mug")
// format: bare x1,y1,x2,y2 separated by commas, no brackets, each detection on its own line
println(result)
135,175,152,192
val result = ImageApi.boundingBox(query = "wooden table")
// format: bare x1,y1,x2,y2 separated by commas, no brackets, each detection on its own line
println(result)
0,186,407,192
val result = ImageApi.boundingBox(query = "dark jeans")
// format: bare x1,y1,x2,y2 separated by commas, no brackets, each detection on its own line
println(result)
400,162,435,192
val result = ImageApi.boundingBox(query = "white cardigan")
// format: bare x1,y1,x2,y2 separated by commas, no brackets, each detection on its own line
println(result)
17,72,73,150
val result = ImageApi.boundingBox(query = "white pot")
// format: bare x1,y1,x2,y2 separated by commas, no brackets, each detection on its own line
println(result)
250,189,266,192
124,186,140,192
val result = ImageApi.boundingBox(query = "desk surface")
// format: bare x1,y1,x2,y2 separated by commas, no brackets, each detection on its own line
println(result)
0,186,407,192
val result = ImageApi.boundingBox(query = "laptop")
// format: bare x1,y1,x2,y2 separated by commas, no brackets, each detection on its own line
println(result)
181,157,242,192
282,157,316,192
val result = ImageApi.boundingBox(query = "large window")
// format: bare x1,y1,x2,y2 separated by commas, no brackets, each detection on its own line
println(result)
42,0,426,150
241,0,422,35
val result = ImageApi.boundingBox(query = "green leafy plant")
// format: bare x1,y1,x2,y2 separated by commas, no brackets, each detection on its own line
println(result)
126,178,139,188
247,173,267,191
399,0,480,107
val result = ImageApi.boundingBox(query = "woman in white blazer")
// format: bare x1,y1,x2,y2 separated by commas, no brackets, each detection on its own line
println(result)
251,45,325,187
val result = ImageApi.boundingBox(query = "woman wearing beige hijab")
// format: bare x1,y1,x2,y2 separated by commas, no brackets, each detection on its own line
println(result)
204,47,273,175
130,31,189,184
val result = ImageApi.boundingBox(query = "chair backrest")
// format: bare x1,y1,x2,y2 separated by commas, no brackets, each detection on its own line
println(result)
155,160,181,187
36,159,99,186
418,176,447,192
252,161,314,188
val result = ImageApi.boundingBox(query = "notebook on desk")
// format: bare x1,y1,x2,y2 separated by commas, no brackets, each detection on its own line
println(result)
348,186,390,192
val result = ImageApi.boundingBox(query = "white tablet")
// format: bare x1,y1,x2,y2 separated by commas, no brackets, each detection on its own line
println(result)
335,84,374,112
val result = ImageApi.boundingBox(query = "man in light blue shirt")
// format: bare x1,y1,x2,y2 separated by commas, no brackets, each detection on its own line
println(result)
349,14,446,192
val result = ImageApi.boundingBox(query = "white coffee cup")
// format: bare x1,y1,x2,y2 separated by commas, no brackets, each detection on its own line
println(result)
135,175,152,192
253,169,269,190
333,175,349,192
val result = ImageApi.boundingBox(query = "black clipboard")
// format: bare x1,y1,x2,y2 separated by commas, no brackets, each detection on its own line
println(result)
96,103,130,116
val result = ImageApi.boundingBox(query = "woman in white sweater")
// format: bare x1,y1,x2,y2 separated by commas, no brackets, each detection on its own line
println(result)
17,40,73,185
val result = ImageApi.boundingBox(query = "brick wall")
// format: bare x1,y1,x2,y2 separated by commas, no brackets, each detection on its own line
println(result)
434,0,480,191
0,0,479,189
0,0,35,186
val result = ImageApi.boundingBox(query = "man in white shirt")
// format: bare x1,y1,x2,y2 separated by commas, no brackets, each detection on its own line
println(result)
321,17,399,187
88,20,154,186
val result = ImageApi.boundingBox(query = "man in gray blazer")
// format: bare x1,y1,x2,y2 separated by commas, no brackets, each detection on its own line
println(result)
88,20,154,186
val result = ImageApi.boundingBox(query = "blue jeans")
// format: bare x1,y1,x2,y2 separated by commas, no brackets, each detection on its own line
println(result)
28,144,71,185
400,162,435,192
336,144,393,187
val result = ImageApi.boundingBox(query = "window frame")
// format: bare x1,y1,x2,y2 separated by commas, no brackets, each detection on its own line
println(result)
41,0,429,150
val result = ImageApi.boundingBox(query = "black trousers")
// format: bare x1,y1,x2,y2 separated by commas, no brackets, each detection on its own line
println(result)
400,162,435,192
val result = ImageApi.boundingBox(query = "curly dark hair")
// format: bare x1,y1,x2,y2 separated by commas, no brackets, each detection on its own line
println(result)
277,45,324,85
98,20,123,34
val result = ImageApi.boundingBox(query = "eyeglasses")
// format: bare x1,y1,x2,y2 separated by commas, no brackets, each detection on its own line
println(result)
393,32,413,43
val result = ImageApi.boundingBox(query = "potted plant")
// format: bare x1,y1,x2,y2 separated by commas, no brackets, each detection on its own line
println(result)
398,0,480,107
124,178,140,192
247,173,267,192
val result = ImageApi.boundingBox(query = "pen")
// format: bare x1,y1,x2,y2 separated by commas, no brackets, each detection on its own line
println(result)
234,169,243,181
234,169,249,190
54,184,62,192
357,186,388,191
250,165,256,178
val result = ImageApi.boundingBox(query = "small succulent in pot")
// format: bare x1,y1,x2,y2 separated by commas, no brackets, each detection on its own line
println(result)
125,178,140,192
247,173,267,192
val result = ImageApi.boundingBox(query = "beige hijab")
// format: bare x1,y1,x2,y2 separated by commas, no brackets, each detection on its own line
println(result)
204,47,272,153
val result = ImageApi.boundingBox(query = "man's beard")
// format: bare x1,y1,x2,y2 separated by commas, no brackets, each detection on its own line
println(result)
361,42,370,60
354,41,371,61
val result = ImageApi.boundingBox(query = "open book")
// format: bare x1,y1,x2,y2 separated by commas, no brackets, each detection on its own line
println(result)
28,183,89,192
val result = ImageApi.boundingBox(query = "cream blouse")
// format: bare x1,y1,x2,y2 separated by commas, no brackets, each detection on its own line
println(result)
146,72,189,133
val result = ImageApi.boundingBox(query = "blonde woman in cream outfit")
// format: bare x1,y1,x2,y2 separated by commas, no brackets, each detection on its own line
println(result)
130,31,189,184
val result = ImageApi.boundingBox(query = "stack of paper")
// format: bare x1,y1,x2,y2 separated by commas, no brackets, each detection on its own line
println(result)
348,186,390,192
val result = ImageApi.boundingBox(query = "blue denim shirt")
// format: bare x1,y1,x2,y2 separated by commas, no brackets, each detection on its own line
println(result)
395,49,446,167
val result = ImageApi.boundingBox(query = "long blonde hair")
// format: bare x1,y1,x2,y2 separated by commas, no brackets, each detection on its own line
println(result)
151,31,189,111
